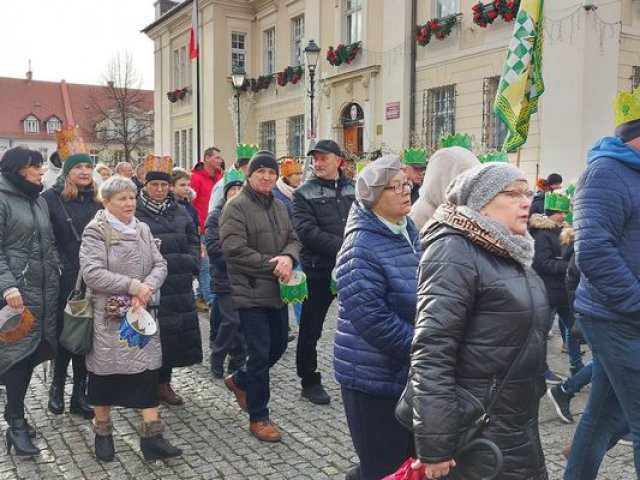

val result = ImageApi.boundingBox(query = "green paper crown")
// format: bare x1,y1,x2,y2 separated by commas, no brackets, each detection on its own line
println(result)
544,193,571,213
478,151,509,164
565,210,573,224
565,184,576,197
402,148,428,166
614,88,640,127
236,143,259,159
223,169,246,187
441,133,472,150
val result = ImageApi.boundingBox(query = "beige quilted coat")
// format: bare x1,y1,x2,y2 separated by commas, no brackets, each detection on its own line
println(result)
79,210,167,376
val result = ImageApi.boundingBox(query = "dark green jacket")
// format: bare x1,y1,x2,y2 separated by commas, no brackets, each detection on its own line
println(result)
0,175,60,376
220,184,301,309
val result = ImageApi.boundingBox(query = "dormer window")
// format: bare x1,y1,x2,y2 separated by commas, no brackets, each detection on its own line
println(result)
24,115,39,134
47,117,62,134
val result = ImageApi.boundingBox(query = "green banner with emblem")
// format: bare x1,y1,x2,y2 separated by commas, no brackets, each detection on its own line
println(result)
494,0,545,152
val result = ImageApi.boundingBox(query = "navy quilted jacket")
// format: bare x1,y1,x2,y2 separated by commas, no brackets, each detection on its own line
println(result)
574,136,640,322
333,202,421,398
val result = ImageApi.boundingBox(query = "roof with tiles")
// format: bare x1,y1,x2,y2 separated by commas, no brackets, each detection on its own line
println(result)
0,76,153,144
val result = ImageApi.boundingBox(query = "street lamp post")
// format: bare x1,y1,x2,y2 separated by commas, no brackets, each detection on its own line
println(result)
231,66,246,143
304,40,321,141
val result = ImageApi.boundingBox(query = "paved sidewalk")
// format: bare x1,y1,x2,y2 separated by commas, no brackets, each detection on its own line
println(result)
0,306,634,480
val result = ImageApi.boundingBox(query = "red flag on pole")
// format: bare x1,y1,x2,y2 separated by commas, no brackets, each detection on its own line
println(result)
189,0,199,59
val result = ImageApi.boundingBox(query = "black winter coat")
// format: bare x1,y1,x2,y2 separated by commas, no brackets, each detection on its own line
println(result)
136,198,202,368
412,225,548,480
204,203,230,294
178,197,200,235
529,191,545,216
530,214,569,308
292,173,355,278
42,180,102,332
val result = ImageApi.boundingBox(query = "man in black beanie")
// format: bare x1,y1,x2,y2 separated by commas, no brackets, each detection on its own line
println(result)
219,150,301,443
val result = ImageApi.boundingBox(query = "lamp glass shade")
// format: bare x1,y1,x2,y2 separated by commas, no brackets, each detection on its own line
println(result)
231,67,246,89
304,40,321,69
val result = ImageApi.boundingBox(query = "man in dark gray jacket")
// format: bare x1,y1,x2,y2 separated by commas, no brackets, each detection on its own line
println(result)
219,151,301,443
293,139,355,405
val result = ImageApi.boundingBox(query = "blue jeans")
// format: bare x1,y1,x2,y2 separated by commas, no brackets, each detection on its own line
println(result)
232,306,288,422
562,362,592,395
564,316,636,480
196,240,214,305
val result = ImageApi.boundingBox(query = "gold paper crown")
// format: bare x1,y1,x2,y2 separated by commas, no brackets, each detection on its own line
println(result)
143,155,173,175
55,125,86,161
614,88,640,127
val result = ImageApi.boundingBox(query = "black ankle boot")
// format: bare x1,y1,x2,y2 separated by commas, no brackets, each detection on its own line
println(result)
70,380,94,419
139,420,182,462
93,419,115,462
4,412,35,438
6,418,39,456
47,377,65,415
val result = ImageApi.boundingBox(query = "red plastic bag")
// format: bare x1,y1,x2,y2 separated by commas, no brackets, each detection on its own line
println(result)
383,458,426,480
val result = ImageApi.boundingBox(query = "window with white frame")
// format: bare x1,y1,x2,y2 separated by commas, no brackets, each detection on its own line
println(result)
188,127,193,165
437,0,458,18
89,149,98,163
291,16,305,66
173,45,190,90
173,128,192,168
232,33,247,71
174,131,180,163
288,115,305,157
181,130,187,167
345,0,362,44
482,77,509,150
24,115,39,134
633,66,640,90
261,120,276,155
46,117,61,134
423,85,456,147
264,28,276,75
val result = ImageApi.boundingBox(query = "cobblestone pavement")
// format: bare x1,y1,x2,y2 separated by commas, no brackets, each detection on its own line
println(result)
0,306,634,480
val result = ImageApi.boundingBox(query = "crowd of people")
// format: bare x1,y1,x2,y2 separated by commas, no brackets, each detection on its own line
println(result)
0,86,639,480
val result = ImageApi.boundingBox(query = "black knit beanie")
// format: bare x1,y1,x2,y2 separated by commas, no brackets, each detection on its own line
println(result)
247,150,279,177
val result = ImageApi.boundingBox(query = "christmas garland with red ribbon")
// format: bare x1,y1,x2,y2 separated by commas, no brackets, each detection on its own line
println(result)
472,0,520,28
415,14,459,47
276,66,304,87
166,86,190,103
326,41,362,67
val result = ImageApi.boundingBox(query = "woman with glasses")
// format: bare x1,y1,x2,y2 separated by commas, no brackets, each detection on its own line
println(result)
334,155,421,480
409,163,549,480
135,158,202,406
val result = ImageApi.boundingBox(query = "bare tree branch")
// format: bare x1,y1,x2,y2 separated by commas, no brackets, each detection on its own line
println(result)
89,51,153,165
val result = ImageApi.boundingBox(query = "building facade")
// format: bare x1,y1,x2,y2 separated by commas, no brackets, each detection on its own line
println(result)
0,74,154,167
144,0,640,181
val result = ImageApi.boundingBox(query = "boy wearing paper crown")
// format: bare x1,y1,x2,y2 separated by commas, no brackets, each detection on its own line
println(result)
208,144,257,214
563,89,640,479
204,169,247,379
401,148,428,205
135,155,202,407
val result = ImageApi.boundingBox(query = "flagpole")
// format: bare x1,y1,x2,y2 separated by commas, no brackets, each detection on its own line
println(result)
195,0,201,164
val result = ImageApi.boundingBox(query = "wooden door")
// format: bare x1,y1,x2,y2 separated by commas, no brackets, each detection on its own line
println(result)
343,126,362,155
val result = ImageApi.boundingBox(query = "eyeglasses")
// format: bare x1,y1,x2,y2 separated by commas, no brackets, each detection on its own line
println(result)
383,181,413,195
498,189,535,202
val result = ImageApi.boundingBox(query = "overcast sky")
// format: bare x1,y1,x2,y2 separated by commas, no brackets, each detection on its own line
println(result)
0,1,157,89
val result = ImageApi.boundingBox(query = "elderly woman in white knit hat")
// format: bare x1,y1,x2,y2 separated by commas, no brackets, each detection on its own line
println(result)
334,155,422,480
403,162,550,479
409,146,480,231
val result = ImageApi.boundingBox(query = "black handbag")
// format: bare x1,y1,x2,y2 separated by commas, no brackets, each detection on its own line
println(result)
395,279,537,480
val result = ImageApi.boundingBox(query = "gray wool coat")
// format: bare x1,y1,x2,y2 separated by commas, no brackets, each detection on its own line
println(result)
80,210,167,376
0,175,60,377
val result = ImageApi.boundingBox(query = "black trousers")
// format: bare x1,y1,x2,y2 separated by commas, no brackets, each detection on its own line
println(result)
341,386,415,480
158,367,172,385
210,293,246,362
3,353,38,421
297,276,334,388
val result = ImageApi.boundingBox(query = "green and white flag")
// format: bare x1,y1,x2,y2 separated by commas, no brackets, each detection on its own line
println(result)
494,0,545,152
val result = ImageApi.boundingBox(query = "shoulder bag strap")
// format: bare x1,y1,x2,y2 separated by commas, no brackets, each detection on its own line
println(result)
55,193,81,242
484,272,537,416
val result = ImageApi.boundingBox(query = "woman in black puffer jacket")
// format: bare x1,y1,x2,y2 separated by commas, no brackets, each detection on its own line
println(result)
42,154,101,419
410,163,549,480
135,160,201,406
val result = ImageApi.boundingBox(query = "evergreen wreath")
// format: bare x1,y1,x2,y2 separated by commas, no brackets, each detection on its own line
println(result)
415,14,459,47
326,41,362,66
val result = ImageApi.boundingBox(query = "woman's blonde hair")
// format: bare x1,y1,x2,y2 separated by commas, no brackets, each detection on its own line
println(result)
62,176,99,202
